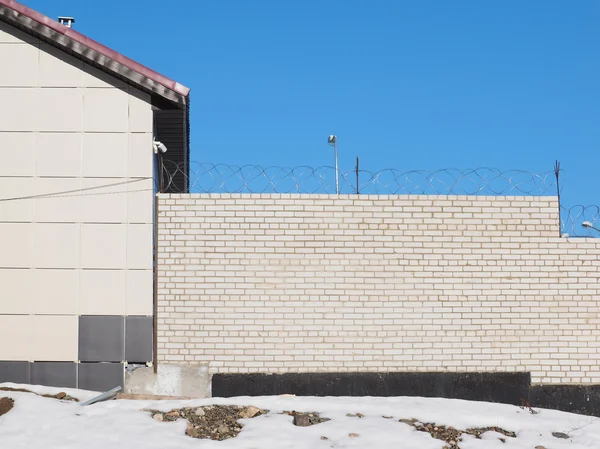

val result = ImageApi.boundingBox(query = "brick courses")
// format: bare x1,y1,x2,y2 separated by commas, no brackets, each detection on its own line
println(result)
156,194,600,384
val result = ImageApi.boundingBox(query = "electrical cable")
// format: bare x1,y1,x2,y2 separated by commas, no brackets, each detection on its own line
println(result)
0,177,157,202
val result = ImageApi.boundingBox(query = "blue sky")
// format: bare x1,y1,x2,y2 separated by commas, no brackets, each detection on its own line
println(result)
26,1,599,206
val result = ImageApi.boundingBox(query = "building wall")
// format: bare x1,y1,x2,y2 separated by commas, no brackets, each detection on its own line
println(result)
0,21,154,388
157,194,600,385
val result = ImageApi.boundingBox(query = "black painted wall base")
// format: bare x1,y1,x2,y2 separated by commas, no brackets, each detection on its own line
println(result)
212,372,530,405
530,384,600,418
212,372,600,417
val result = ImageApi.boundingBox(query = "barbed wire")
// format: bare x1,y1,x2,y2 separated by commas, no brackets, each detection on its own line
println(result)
561,205,600,238
159,161,600,238
161,161,559,196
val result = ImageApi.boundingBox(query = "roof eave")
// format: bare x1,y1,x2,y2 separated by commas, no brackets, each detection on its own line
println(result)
0,0,189,107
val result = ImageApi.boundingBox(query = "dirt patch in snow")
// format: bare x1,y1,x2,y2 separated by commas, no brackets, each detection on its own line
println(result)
0,387,78,402
147,405,267,440
0,397,14,417
403,419,516,449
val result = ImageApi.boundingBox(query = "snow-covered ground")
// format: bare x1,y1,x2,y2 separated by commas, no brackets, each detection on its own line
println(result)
1,383,600,449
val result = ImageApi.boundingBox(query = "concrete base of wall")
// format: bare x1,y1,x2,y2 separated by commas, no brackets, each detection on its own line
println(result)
123,368,600,417
124,364,210,398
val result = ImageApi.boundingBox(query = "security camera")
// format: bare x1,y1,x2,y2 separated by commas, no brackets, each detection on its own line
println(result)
328,135,337,145
153,140,168,154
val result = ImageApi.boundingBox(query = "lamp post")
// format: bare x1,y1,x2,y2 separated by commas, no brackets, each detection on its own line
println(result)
582,221,600,233
328,135,339,194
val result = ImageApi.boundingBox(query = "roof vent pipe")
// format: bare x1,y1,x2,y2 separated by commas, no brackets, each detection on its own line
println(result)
58,17,75,28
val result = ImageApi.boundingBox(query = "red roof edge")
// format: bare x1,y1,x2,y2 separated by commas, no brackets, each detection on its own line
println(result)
0,0,190,97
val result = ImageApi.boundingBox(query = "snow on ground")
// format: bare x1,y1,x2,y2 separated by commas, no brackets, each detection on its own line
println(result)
1,382,600,449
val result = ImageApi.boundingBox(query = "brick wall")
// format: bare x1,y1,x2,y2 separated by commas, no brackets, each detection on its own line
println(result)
156,194,600,384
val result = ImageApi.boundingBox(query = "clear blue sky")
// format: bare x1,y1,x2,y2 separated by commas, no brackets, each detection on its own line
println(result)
26,0,599,206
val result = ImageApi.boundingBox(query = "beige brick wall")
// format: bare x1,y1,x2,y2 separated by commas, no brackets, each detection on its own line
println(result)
156,194,600,384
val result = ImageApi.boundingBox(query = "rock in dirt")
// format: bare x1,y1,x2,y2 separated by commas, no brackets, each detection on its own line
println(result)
187,424,203,439
195,408,205,417
399,418,418,425
152,413,164,422
294,414,311,427
239,406,261,419
535,446,547,449
552,432,569,439
0,398,14,417
284,411,330,427
349,433,359,438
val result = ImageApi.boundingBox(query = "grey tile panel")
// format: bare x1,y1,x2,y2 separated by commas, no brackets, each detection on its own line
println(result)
0,362,31,384
125,316,153,363
78,362,124,392
79,316,124,362
31,362,77,388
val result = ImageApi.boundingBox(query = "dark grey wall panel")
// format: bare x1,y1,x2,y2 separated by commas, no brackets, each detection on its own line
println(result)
79,316,124,362
78,363,124,391
0,362,31,384
125,316,153,363
31,362,77,388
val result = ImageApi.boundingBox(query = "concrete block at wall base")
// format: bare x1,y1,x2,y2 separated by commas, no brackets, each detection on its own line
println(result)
124,364,210,398
30,362,77,389
0,361,31,384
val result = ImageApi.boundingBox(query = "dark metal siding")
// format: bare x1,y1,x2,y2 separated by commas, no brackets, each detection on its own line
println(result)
154,108,188,193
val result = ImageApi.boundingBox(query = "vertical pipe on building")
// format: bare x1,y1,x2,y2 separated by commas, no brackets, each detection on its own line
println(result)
153,193,159,374
152,151,162,374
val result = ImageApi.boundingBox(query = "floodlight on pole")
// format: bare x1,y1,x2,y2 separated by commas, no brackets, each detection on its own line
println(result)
328,135,339,194
582,221,600,233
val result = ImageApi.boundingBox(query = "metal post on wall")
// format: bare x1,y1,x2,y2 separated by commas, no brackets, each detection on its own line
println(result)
355,157,359,194
554,160,562,237
159,154,165,193
328,135,339,194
